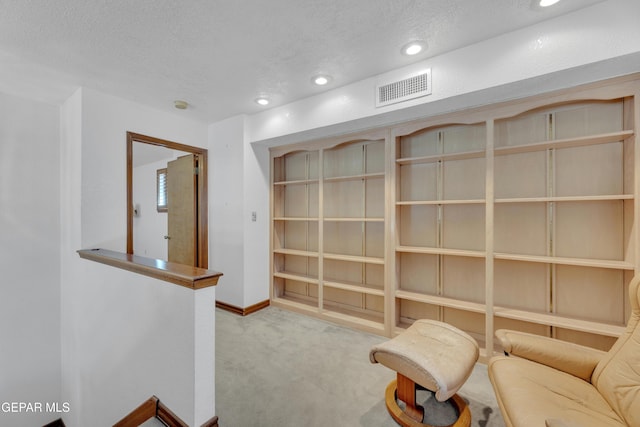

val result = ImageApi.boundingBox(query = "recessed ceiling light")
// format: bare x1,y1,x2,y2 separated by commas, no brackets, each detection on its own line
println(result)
312,75,332,86
255,97,270,106
174,100,188,109
539,0,560,6
401,41,427,56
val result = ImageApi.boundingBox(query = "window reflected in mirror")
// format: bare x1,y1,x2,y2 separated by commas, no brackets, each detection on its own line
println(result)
156,168,168,213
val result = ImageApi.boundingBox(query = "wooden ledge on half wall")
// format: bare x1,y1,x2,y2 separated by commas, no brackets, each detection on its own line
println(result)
77,248,222,290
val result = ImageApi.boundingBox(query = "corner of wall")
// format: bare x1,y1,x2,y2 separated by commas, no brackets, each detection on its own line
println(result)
208,115,248,307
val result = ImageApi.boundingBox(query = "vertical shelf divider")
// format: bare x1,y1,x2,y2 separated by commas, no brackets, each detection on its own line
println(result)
633,91,640,275
385,129,396,336
548,113,557,337
485,119,495,356
318,148,325,313
436,131,444,323
269,153,276,302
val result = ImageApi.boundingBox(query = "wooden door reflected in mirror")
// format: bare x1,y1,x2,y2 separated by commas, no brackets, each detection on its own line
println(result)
127,132,208,268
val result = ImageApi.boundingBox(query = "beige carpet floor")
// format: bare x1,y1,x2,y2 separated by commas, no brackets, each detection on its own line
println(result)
215,306,505,427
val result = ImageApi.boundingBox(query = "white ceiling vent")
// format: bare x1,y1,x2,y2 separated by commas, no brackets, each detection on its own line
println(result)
375,69,431,108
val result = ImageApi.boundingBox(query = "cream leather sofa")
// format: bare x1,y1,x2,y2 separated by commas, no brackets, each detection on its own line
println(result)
488,275,640,427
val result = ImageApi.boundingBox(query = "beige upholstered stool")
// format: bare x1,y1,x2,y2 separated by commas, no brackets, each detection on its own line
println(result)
369,320,479,427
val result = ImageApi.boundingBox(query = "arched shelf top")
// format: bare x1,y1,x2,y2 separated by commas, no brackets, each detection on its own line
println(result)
270,128,388,157
494,98,627,124
324,137,385,152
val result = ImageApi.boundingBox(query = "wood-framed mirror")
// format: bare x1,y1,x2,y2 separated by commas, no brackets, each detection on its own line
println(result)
127,132,208,268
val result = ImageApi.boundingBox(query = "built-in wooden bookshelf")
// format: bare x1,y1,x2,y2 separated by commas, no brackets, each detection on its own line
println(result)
394,121,488,351
322,139,386,331
272,150,320,313
270,74,640,357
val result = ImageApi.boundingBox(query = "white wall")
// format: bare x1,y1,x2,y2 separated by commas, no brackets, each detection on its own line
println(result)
243,142,270,306
60,88,215,426
206,0,640,311
59,87,82,427
209,116,246,307
0,92,62,427
208,115,270,309
80,90,208,252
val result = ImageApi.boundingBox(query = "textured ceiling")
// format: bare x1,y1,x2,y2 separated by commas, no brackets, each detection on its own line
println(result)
0,0,606,122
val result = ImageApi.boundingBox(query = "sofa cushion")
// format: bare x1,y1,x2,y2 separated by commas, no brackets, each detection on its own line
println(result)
489,356,625,427
591,278,640,427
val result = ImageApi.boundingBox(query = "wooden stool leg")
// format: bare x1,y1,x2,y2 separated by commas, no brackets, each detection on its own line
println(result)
396,373,424,423
384,376,469,427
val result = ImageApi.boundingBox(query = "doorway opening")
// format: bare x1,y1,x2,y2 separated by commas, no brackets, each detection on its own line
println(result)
126,132,208,268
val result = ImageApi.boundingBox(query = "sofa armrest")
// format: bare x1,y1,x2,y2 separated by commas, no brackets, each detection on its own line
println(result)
495,329,606,381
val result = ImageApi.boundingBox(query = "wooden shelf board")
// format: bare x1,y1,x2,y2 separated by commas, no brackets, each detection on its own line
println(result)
396,246,486,258
397,199,485,206
273,271,319,284
272,296,385,336
324,172,385,182
322,305,385,332
493,306,626,337
323,253,385,264
494,130,633,156
493,253,634,270
397,149,485,165
495,195,633,203
273,178,318,186
395,290,487,314
273,248,319,258
323,217,384,222
273,217,320,221
323,280,384,296
272,295,319,312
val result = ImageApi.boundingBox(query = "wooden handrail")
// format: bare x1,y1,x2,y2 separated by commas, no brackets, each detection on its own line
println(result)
113,395,218,427
113,396,158,427
77,248,222,290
